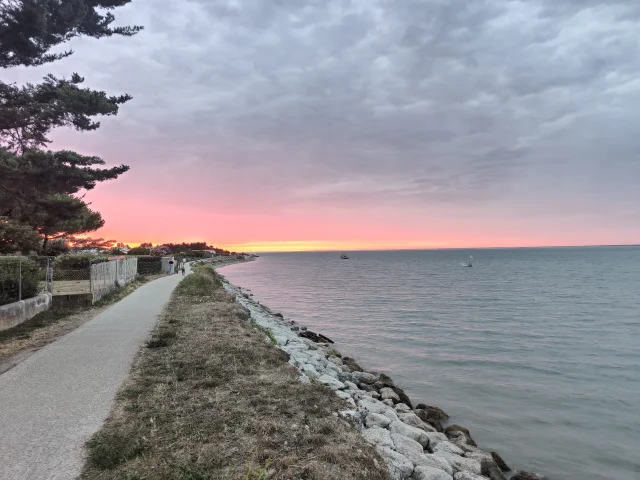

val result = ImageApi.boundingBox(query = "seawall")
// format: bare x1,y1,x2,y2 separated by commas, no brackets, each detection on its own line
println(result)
219,273,546,480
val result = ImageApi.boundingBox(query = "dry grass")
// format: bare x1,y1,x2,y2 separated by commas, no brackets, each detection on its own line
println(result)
82,266,388,480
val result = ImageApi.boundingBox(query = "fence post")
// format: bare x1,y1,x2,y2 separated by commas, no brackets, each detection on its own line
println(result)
18,257,22,301
89,259,93,300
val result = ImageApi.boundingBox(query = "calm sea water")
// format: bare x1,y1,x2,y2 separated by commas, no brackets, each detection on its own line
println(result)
220,247,640,480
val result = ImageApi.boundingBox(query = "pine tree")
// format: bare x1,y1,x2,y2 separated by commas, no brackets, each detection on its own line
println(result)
0,0,141,253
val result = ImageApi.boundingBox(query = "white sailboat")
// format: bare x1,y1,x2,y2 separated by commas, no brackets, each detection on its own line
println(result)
461,255,473,267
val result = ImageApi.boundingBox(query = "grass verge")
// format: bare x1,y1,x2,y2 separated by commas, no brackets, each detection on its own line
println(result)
82,265,388,480
0,274,165,368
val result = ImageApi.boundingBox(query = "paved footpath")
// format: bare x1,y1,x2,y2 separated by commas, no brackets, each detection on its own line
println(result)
0,270,189,480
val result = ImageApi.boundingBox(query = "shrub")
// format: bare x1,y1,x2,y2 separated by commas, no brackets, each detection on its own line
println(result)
136,256,162,275
0,257,41,306
53,253,108,269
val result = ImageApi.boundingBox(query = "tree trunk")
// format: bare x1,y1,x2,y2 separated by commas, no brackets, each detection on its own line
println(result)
42,234,49,255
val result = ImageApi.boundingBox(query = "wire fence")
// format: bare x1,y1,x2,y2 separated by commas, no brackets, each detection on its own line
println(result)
0,257,52,307
0,256,140,306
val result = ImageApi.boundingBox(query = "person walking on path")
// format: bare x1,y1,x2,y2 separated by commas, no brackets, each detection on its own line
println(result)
181,264,186,276
168,257,175,275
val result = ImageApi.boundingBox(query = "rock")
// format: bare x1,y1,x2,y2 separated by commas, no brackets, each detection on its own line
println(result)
511,473,545,480
434,452,482,476
359,397,388,414
416,405,449,420
433,441,465,456
448,435,477,454
445,425,477,448
380,387,401,402
342,356,363,371
344,381,359,390
453,473,485,480
444,425,471,438
383,408,400,422
405,453,454,476
274,335,288,345
323,347,342,358
352,371,377,384
274,312,284,318
298,330,334,344
327,355,343,366
376,445,415,480
365,412,392,429
363,425,395,448
424,432,449,447
336,390,356,407
383,399,395,407
379,373,395,386
390,432,424,456
339,410,364,427
317,374,345,390
301,364,319,377
359,382,377,392
412,466,454,480
395,403,412,413
415,409,445,431
389,420,430,447
481,459,506,480
391,386,414,408
490,452,510,472
399,413,437,433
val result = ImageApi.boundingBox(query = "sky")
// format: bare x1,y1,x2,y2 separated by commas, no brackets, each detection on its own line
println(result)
7,0,640,251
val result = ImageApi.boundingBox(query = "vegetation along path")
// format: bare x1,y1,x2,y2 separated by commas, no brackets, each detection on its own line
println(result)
0,266,191,480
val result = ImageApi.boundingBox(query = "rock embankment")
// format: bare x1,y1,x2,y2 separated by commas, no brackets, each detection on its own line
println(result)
223,279,545,480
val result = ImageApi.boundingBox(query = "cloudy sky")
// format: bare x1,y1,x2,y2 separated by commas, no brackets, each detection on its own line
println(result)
9,0,640,250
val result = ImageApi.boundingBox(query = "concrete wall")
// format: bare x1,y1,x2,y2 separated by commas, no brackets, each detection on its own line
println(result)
0,293,52,331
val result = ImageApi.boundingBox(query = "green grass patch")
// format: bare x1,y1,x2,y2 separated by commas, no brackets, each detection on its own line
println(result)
86,430,148,470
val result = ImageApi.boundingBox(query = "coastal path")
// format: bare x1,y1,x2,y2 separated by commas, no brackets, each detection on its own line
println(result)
0,267,190,480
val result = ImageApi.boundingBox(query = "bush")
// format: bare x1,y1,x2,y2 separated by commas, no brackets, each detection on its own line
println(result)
53,253,108,269
0,257,41,306
136,256,162,275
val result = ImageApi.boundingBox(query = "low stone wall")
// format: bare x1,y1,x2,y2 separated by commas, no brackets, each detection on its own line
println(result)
222,278,546,480
0,293,52,331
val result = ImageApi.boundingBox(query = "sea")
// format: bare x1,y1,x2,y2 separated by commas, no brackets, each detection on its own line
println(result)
219,247,640,480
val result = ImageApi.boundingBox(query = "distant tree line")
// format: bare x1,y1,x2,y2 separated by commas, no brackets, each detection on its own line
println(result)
0,1,142,255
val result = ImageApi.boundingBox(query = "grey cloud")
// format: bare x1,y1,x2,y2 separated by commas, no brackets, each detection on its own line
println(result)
6,0,640,222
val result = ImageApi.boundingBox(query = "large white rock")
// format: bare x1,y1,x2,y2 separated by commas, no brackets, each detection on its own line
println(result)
344,381,359,390
395,403,412,413
399,413,437,433
352,371,377,384
434,452,482,476
301,364,319,377
365,412,392,429
433,441,465,456
384,408,400,422
376,445,415,480
317,374,345,390
335,390,356,407
362,426,394,448
389,420,430,447
412,465,454,480
400,451,453,476
359,397,388,414
453,472,485,480
391,433,424,456
380,387,401,402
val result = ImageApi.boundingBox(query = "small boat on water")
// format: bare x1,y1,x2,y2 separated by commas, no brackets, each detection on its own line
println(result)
461,255,473,267
340,254,349,260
